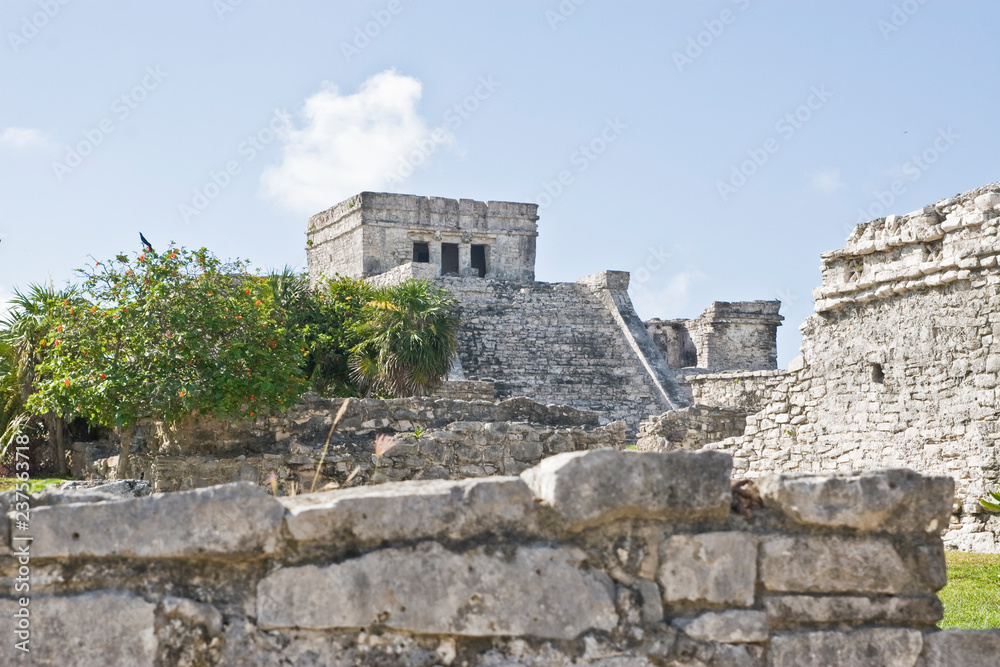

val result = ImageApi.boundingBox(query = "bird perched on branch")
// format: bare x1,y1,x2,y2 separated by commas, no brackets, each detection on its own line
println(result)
140,232,153,253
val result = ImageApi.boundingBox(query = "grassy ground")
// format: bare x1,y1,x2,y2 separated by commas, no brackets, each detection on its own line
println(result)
940,551,1000,629
0,477,71,493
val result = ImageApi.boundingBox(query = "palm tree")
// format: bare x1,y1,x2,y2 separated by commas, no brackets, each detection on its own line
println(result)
349,280,459,397
0,283,80,474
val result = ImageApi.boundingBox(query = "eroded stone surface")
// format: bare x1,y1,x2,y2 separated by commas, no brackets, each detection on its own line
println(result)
520,449,731,530
257,542,617,639
757,470,953,534
761,536,914,594
918,629,1000,667
29,482,284,558
764,595,943,628
771,628,923,667
674,610,768,643
281,476,536,544
658,532,757,607
0,591,156,666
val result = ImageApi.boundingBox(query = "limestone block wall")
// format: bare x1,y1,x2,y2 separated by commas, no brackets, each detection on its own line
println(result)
2,450,988,667
636,405,751,451
442,272,685,427
701,182,1000,552
85,394,626,493
678,369,789,412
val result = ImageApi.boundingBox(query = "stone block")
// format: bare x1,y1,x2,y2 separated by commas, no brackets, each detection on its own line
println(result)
674,610,768,643
658,532,757,607
761,536,914,595
257,542,617,639
0,591,157,666
520,449,732,530
771,628,923,667
280,476,536,544
918,629,1000,667
29,482,284,558
764,595,943,628
757,469,953,534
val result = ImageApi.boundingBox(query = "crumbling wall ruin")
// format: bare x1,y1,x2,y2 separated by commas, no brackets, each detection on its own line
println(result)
699,182,1000,552
75,394,626,493
646,301,783,373
2,449,990,667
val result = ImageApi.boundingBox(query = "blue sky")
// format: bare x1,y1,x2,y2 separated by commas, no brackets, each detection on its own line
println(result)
1,0,997,366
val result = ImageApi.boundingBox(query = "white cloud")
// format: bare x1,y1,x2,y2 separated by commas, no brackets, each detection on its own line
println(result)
0,126,52,149
629,270,707,320
261,70,451,215
808,167,845,193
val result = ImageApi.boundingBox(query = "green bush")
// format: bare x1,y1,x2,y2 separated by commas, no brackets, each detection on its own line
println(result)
26,246,307,476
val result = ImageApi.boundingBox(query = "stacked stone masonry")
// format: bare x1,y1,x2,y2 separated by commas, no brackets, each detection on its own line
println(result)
440,271,685,426
1,450,989,666
78,394,627,493
695,182,1000,552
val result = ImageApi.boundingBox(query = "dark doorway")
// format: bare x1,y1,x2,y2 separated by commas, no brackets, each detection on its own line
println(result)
412,242,429,263
441,243,459,275
471,245,487,278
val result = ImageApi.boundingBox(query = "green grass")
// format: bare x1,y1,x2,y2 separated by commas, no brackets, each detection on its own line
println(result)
0,477,71,493
940,551,1000,629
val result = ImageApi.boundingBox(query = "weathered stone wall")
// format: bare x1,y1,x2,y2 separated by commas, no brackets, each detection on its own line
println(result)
82,394,626,493
701,182,1000,552
306,192,538,283
442,271,685,427
678,369,789,412
636,405,751,452
2,450,988,666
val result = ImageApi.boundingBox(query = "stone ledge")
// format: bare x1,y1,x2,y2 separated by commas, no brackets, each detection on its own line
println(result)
280,476,536,545
757,469,954,534
26,482,284,559
257,542,617,639
519,449,731,530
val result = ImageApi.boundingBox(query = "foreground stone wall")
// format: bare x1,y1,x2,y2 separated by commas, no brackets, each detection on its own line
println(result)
702,182,1000,552
82,394,626,493
2,450,990,666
